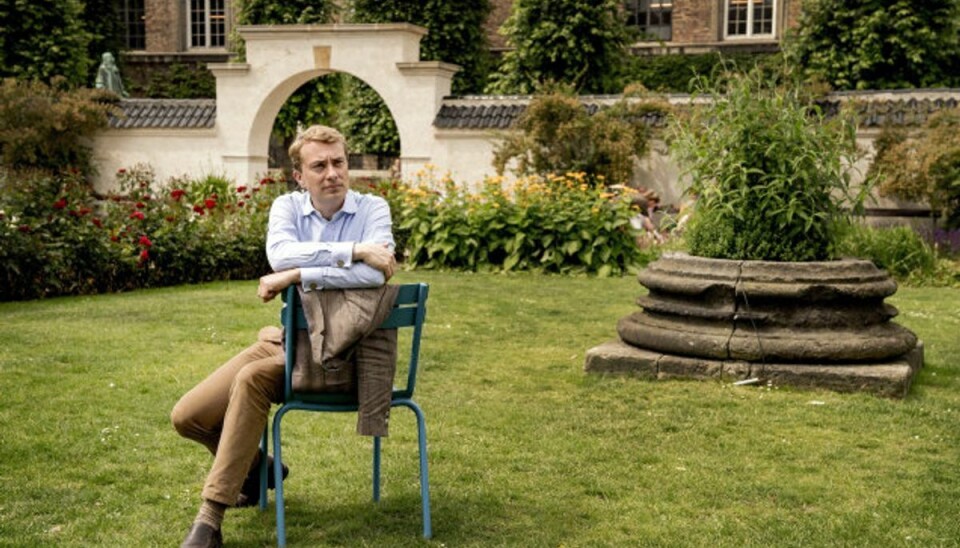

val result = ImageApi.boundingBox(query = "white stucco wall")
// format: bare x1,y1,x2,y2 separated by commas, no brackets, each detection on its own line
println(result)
91,129,221,193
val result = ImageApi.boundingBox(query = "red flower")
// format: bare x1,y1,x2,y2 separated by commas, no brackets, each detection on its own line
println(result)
236,185,247,193
91,218,103,228
78,207,92,216
53,199,67,210
244,193,251,199
204,198,217,209
192,204,205,214
117,168,127,174
136,202,146,209
165,215,175,223
18,225,30,233
237,201,245,207
260,177,274,186
139,249,150,263
171,189,186,201
252,187,260,193
110,234,119,242
129,211,145,220
138,235,152,248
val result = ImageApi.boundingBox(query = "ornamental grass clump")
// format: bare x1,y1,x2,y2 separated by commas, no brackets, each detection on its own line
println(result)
670,70,869,261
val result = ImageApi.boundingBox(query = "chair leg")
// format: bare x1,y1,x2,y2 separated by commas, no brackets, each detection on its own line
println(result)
272,407,291,548
372,436,382,502
397,401,432,539
258,428,268,511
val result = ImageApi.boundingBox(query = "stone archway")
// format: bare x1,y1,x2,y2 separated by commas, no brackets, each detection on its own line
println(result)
208,24,460,182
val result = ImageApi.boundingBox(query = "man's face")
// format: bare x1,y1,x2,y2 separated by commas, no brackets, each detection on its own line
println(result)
294,140,350,215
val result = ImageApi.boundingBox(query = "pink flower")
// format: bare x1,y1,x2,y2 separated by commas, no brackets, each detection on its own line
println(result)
53,199,67,210
129,211,145,220
138,235,152,248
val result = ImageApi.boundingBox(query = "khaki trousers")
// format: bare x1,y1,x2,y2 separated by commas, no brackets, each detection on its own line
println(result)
170,329,284,506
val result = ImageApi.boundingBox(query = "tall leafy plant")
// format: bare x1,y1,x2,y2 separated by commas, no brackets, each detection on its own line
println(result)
670,70,869,261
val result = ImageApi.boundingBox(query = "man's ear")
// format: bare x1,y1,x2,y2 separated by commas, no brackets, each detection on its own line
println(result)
292,169,303,187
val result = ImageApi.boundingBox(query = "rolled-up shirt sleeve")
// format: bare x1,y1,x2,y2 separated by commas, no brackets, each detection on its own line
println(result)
266,192,395,290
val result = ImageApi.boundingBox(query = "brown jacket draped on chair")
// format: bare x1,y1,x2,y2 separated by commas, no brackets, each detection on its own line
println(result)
292,284,399,437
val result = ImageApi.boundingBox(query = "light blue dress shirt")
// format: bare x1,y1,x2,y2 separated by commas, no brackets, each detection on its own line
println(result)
266,190,395,290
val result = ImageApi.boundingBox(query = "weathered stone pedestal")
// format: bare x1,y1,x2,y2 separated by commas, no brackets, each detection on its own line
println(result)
585,253,924,397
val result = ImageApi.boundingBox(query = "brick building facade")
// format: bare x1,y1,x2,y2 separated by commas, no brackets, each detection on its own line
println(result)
123,1,802,69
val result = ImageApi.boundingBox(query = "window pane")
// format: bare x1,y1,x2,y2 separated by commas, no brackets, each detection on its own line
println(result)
121,0,145,49
210,0,225,47
728,0,748,36
190,0,205,47
753,0,774,35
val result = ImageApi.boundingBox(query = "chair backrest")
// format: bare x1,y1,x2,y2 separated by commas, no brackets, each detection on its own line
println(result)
280,283,429,401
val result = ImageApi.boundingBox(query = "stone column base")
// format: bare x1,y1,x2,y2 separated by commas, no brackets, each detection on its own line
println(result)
584,339,924,399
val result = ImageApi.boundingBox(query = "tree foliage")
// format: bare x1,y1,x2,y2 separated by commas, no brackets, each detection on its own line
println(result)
0,0,93,87
788,0,960,90
339,80,400,157
487,0,630,94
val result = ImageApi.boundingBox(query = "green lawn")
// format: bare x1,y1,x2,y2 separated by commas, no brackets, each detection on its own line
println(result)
1,271,959,547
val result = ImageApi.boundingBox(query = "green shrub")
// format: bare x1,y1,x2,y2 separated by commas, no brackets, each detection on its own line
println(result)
627,52,777,93
836,222,937,279
0,78,117,177
388,170,643,275
670,69,868,261
493,85,669,186
870,108,960,229
0,165,286,301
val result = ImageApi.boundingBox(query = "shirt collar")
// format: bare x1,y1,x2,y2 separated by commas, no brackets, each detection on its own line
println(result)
298,190,358,220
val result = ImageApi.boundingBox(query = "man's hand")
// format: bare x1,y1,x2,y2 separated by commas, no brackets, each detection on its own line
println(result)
258,269,300,302
353,242,397,281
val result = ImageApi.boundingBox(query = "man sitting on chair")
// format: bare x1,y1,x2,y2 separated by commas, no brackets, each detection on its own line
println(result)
171,125,397,548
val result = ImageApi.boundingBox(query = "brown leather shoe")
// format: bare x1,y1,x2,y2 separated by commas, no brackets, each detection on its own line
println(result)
180,522,222,548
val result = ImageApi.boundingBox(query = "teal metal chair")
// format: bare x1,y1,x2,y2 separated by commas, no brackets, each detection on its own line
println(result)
258,283,431,546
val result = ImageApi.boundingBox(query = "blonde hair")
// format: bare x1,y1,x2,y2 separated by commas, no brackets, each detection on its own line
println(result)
288,125,348,170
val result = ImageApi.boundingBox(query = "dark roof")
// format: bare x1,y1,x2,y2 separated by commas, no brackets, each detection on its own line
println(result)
434,90,960,130
109,98,216,129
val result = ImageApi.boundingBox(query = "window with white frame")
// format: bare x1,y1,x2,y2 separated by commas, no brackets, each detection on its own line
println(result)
725,0,775,38
187,0,226,48
625,0,673,41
